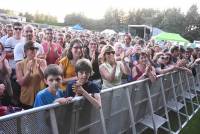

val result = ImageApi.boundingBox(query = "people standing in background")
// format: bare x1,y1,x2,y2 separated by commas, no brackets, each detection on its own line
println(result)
0,24,13,46
42,28,62,65
0,43,13,106
57,33,66,49
14,24,44,63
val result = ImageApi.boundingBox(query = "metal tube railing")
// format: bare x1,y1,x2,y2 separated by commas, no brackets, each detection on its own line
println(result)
1,66,200,134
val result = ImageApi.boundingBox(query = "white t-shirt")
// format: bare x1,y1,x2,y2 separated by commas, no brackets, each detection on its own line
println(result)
0,35,9,46
122,43,134,63
122,43,134,52
14,41,44,62
4,37,25,69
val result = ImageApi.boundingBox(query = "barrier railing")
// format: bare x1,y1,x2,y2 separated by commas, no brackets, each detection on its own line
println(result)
1,65,200,134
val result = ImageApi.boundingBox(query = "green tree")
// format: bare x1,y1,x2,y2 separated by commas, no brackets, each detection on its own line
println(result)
183,4,200,41
158,8,185,33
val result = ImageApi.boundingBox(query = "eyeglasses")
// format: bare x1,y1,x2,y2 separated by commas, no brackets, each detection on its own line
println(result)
90,43,97,45
105,51,115,55
14,28,22,31
73,46,82,49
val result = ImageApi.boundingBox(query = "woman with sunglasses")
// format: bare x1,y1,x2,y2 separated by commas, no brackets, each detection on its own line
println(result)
59,39,83,91
154,53,177,74
16,41,47,109
99,45,130,89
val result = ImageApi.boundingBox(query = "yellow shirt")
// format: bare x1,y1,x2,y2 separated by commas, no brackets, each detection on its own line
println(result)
18,58,45,106
59,57,76,91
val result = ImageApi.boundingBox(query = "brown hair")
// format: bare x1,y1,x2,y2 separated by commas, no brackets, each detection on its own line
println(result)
75,58,93,75
44,64,63,79
66,38,83,60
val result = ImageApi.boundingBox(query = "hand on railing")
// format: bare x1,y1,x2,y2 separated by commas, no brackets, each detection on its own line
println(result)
54,97,73,104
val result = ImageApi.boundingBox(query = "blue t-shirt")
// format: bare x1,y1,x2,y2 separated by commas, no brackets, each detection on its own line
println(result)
66,80,100,97
34,88,64,107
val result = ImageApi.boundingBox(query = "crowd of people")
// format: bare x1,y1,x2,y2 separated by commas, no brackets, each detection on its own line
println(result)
0,22,200,115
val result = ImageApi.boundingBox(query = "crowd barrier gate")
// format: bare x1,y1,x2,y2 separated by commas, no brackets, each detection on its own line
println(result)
0,66,200,134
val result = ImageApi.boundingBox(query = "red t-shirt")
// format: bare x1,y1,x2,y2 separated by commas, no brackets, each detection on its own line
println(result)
42,41,62,64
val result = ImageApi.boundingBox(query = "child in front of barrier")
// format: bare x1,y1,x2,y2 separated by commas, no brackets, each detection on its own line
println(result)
34,64,72,107
58,58,102,109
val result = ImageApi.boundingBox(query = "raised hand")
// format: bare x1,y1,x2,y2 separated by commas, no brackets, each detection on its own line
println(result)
195,58,200,64
91,51,96,63
125,49,133,57
76,86,85,96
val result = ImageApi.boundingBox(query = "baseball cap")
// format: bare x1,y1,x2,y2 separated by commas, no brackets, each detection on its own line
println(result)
24,41,39,51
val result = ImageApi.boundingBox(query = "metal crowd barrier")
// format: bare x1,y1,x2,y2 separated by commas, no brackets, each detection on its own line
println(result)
1,66,200,134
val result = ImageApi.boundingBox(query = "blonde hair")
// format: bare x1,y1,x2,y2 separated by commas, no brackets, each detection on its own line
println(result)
100,45,115,62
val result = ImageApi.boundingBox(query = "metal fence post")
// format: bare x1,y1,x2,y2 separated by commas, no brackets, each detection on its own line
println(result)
185,72,195,114
106,89,114,134
145,82,157,134
49,109,59,134
170,73,182,130
125,87,137,134
99,108,108,134
16,117,22,134
178,72,189,120
191,76,200,106
160,77,172,133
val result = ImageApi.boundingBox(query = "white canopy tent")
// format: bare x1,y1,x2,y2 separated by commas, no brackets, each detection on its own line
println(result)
101,29,116,35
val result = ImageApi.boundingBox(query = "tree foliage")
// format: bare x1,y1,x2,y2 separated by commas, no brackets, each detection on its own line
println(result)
1,4,200,41
64,4,200,41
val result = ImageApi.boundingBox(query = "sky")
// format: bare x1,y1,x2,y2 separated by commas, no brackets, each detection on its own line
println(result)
0,0,200,22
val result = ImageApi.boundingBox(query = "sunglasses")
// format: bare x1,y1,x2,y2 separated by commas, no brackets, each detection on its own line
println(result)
161,56,169,60
14,28,22,31
105,51,115,55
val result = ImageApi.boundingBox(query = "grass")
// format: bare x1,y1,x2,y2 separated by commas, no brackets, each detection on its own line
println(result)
180,110,200,134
